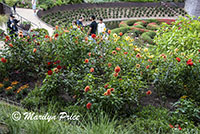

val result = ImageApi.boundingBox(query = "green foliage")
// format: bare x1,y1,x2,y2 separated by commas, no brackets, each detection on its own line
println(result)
153,16,200,101
4,0,17,6
141,32,154,44
0,102,199,134
0,15,8,26
171,98,200,124
155,16,200,54
125,20,138,26
111,27,130,34
146,23,160,30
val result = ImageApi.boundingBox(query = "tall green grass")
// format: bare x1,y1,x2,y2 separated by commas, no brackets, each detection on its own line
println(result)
0,102,199,134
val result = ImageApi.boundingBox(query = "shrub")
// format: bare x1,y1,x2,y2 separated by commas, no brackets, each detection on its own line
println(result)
141,32,154,44
146,23,160,30
124,20,138,26
111,27,131,35
153,16,200,101
119,21,128,27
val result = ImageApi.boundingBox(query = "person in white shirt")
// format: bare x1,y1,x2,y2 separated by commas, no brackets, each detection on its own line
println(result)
97,18,106,34
32,0,37,15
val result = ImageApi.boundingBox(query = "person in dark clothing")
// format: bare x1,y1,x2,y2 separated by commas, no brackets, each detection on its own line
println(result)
77,17,84,26
7,14,19,38
87,15,97,36
13,1,19,14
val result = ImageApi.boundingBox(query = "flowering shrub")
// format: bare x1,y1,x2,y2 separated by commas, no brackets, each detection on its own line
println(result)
18,25,153,115
153,16,200,101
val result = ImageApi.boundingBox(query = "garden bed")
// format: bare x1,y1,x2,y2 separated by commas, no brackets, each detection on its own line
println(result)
38,2,186,27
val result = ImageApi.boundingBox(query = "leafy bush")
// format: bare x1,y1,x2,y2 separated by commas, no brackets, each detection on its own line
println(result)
171,98,200,124
141,32,154,44
124,20,138,26
146,23,160,30
153,16,200,101
111,27,131,34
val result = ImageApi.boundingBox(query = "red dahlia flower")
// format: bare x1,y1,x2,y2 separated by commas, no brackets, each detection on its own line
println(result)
108,63,112,67
124,52,128,54
148,59,152,63
91,34,96,38
178,126,182,130
169,124,174,128
45,35,49,38
86,103,92,109
114,73,118,77
116,47,121,51
187,59,193,66
9,44,13,47
48,62,51,65
57,65,62,69
114,66,121,73
5,36,10,40
119,32,123,36
110,88,114,91
85,59,89,63
48,70,53,75
56,60,61,64
90,68,94,72
146,65,150,69
54,33,59,38
146,90,152,95
1,58,7,63
176,57,181,62
106,89,111,96
104,84,109,88
112,51,117,55
84,86,90,92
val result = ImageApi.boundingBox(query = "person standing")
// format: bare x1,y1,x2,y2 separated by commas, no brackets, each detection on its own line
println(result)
77,17,85,27
32,0,37,15
13,1,19,14
97,18,106,35
7,14,19,38
87,15,97,37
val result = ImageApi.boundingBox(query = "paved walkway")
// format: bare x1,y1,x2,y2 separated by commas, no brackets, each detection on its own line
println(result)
16,8,54,36
0,8,179,50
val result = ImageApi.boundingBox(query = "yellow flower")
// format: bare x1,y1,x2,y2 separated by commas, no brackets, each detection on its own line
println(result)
113,33,117,38
11,81,19,86
136,64,140,68
181,52,185,56
130,39,134,42
129,44,133,47
6,86,12,91
125,36,130,41
148,55,154,58
181,95,187,99
144,48,148,52
117,36,120,40
0,83,4,88
135,48,140,52
104,28,106,31
133,45,137,48
174,48,179,53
